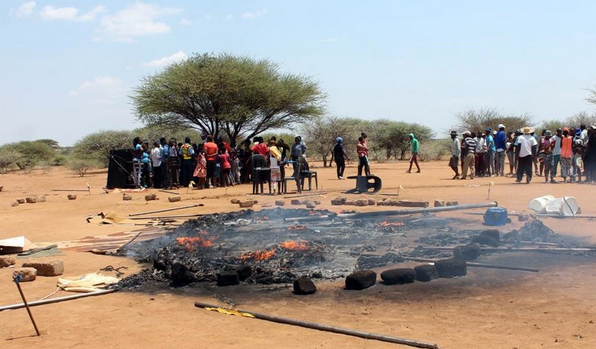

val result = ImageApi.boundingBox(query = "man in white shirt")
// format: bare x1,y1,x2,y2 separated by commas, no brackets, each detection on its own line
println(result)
516,126,538,184
449,131,461,179
151,141,162,188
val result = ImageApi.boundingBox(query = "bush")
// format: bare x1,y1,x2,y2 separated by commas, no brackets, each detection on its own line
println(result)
72,130,133,167
52,155,68,166
67,158,97,177
419,139,450,162
0,141,55,170
0,148,21,172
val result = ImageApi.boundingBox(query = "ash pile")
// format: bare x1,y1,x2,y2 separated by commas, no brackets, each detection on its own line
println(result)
116,208,461,290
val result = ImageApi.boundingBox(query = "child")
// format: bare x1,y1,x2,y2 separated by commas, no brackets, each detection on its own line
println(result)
193,145,207,189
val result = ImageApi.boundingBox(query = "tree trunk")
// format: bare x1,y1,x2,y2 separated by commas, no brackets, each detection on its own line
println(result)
322,155,328,167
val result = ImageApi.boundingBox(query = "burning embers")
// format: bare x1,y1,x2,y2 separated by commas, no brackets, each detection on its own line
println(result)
377,221,404,228
279,240,309,251
176,230,215,252
240,249,276,262
287,225,307,231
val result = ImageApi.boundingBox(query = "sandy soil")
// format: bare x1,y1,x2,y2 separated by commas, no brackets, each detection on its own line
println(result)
1,161,595,349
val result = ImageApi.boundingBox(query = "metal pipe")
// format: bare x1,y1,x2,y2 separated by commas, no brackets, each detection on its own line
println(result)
467,212,596,219
194,301,439,349
339,202,499,219
128,203,204,217
128,214,202,220
13,276,40,335
403,257,539,272
0,289,116,312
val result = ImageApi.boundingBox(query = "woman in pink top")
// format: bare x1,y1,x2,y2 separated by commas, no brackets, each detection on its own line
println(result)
356,136,370,176
193,145,207,189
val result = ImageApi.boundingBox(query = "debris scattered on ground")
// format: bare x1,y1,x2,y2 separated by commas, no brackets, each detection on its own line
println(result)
22,259,64,276
345,270,377,290
293,276,317,295
67,194,77,200
145,193,157,201
122,194,132,201
168,196,181,203
13,267,37,282
0,255,16,268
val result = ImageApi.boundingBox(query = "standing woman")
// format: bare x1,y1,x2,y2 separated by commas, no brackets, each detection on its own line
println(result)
193,144,207,189
333,137,349,179
357,136,370,176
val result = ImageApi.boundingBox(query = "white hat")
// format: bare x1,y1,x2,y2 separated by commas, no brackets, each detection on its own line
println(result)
498,124,505,129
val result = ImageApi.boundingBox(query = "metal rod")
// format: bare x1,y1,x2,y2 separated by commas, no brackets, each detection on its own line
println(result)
128,203,204,217
285,215,330,222
339,202,499,219
13,277,40,336
128,214,202,220
194,301,439,349
403,257,539,273
420,247,596,253
0,289,116,312
283,192,327,199
467,212,596,219
158,189,180,195
115,231,143,254
52,189,90,192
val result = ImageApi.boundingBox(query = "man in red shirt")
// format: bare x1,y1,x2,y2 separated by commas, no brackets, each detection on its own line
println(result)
560,127,574,183
203,135,219,188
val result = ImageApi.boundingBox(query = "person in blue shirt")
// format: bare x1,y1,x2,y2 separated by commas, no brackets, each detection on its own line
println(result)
494,124,507,176
485,128,496,176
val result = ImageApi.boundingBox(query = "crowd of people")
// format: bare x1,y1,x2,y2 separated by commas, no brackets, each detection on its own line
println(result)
448,124,596,184
129,134,308,193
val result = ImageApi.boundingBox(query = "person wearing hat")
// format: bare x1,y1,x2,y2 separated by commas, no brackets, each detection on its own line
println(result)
515,126,538,183
560,127,575,183
449,131,461,179
332,136,349,179
539,130,555,183
461,131,476,180
495,124,507,176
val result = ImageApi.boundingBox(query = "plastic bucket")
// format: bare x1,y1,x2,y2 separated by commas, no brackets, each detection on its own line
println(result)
544,196,579,216
528,195,555,214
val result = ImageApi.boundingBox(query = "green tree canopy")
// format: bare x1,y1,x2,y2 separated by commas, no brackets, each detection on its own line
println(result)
71,130,133,167
133,53,325,146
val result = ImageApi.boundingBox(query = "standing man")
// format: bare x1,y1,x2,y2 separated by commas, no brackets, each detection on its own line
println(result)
485,128,496,177
516,126,538,184
560,127,574,183
552,128,562,180
291,136,307,176
540,130,555,183
407,133,421,173
461,131,476,180
332,137,349,179
474,131,486,177
204,135,219,188
495,124,507,176
449,131,461,179
179,137,195,187
151,141,163,188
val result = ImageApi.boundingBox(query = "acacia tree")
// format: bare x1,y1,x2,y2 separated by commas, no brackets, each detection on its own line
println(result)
455,107,533,134
133,53,325,146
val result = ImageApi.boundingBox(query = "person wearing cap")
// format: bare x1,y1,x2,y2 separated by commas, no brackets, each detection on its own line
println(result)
331,137,349,179
515,126,538,183
552,128,563,179
495,124,507,176
584,126,596,182
449,131,461,179
560,127,575,183
461,131,476,180
178,136,195,187
407,133,421,173
540,130,555,183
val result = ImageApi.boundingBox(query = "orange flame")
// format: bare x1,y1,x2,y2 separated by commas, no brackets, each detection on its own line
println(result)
279,240,309,251
288,225,307,231
176,235,215,252
376,221,404,227
240,249,276,262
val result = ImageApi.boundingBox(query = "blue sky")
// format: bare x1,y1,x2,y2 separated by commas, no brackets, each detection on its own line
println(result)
2,1,596,145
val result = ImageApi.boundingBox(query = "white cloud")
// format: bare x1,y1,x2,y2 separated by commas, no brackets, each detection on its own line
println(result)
39,5,106,22
179,18,192,26
241,8,268,19
98,2,181,42
70,77,127,105
11,1,36,17
140,51,188,68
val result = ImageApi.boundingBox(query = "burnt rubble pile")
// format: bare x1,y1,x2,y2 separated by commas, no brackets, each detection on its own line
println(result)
116,209,463,290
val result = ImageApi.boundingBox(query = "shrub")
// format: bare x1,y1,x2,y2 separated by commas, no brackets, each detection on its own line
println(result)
67,158,97,177
0,148,21,172
419,139,451,162
71,130,133,167
52,155,68,166
0,141,55,170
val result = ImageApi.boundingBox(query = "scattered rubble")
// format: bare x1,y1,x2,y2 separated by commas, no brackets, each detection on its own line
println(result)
67,194,77,200
22,260,64,276
168,196,181,203
471,230,500,247
238,200,258,208
13,267,37,282
345,270,377,290
123,194,132,201
26,196,38,203
16,199,25,204
275,200,285,207
435,258,467,278
380,268,416,285
0,256,16,268
217,271,240,286
453,243,481,261
145,193,157,201
293,276,317,295
414,265,439,282
434,200,446,207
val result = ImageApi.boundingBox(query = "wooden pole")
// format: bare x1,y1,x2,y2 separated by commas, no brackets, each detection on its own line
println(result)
13,276,40,336
339,202,499,219
0,289,115,312
403,257,539,273
128,203,204,217
158,189,180,195
115,231,143,254
52,189,89,192
194,301,439,349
